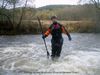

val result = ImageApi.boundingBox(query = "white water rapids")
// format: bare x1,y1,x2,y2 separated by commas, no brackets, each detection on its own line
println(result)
0,33,100,75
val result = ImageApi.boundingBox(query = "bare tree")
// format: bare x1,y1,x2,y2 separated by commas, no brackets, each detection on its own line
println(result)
1,0,9,8
79,0,100,32
0,0,20,29
79,0,100,9
0,0,9,22
16,0,35,30
0,0,35,32
7,0,19,24
16,0,28,30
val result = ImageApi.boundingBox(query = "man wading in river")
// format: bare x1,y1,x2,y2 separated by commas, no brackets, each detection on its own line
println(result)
42,16,72,60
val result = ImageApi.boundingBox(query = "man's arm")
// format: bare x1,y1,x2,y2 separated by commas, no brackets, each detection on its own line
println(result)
42,24,53,39
42,28,51,39
62,26,72,41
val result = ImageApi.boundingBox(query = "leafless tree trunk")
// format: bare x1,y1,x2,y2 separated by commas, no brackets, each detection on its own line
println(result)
79,0,100,32
13,3,16,25
16,0,28,30
0,13,13,27
0,0,35,32
91,0,100,32
1,0,8,8
1,0,8,22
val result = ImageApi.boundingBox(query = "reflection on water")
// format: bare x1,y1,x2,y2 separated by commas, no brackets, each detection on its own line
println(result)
0,33,100,75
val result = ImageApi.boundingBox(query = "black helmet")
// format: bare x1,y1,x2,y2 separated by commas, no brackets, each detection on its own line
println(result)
51,15,57,20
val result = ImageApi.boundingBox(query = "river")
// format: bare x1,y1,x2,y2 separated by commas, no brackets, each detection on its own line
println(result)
0,33,100,75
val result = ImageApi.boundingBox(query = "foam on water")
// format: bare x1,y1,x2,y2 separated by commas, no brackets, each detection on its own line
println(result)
0,34,100,75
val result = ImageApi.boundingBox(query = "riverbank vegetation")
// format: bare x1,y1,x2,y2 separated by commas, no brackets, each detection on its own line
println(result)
0,20,96,35
0,0,100,35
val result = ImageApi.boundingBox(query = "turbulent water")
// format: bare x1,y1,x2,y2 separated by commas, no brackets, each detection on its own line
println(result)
0,33,100,75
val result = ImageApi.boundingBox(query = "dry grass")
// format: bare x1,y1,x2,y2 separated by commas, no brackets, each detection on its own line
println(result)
15,20,97,33
0,20,96,35
35,20,95,33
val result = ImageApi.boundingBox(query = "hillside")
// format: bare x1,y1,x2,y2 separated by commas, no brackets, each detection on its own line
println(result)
36,4,95,20
0,4,99,34
38,5,74,10
0,4,96,20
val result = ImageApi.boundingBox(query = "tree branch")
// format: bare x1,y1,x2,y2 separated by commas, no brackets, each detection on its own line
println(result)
17,0,28,29
91,0,100,9
0,13,13,26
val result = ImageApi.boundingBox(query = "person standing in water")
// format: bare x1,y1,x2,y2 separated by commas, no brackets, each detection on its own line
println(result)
42,16,72,60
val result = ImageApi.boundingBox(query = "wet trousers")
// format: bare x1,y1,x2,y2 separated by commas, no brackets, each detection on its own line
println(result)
51,38,63,58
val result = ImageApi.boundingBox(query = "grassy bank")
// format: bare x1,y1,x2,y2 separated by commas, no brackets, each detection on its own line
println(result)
0,20,97,35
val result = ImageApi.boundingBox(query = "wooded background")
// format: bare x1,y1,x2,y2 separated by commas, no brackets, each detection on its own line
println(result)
0,0,100,34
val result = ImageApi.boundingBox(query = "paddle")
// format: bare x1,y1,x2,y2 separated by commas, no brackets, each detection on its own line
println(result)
37,17,50,58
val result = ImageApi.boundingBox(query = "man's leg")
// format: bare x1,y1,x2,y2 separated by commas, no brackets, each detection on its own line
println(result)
56,38,63,57
56,45,62,57
51,39,56,59
51,45,56,58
